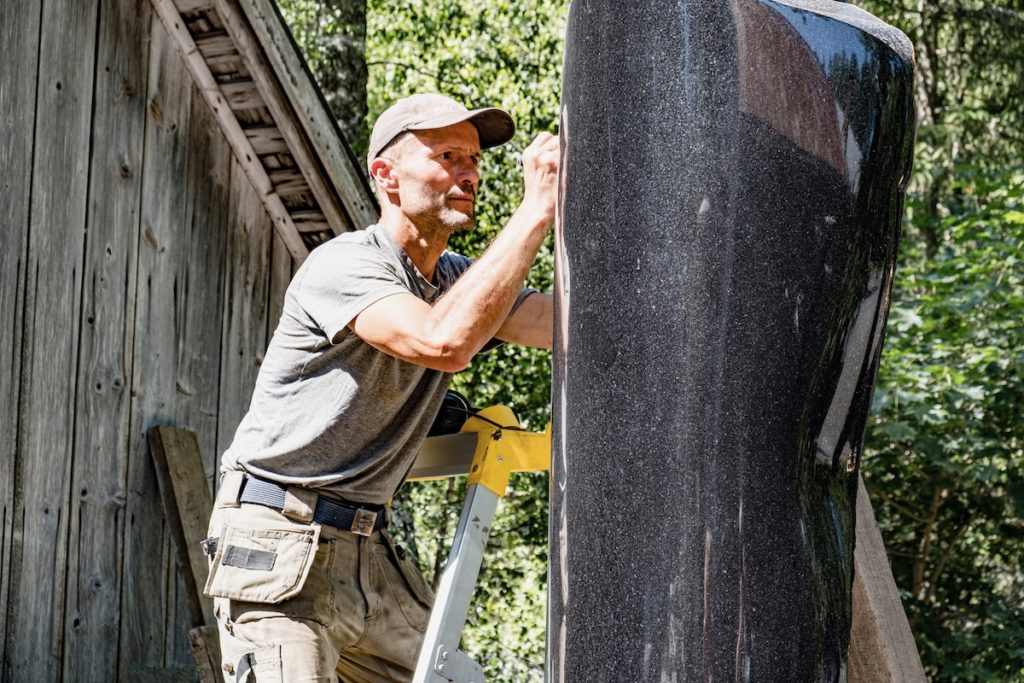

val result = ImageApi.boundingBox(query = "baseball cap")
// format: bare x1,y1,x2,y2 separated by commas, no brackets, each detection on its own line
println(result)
366,93,516,172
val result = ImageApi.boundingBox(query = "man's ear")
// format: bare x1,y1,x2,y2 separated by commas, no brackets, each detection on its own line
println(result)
370,157,400,196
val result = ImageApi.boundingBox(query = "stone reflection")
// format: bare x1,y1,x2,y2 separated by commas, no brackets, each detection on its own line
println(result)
549,1,915,680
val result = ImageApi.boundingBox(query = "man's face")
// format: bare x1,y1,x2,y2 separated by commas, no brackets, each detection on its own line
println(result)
387,121,482,234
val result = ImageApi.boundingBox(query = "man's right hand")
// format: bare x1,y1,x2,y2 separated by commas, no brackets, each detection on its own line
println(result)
519,132,561,227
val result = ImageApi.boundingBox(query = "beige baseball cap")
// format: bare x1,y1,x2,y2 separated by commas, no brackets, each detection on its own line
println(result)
366,93,515,172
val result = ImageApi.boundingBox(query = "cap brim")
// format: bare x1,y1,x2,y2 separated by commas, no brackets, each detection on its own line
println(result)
407,107,516,149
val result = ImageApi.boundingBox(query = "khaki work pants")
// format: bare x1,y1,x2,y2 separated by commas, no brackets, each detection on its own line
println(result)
205,479,434,682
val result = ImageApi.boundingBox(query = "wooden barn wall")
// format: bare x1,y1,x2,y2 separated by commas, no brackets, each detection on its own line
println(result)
1,2,294,680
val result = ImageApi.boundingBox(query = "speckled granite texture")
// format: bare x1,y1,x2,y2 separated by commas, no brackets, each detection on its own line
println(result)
549,1,915,680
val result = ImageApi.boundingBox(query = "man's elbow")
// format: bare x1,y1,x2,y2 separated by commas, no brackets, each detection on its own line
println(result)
432,355,472,373
420,332,474,373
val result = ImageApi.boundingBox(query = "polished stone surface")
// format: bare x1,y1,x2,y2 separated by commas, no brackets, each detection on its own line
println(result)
549,1,915,680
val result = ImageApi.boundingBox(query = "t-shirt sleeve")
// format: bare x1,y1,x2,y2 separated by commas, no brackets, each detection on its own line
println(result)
295,244,410,342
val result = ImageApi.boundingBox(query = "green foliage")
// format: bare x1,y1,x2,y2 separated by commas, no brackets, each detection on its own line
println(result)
853,2,1024,680
276,0,369,151
857,1,1024,249
864,167,1024,681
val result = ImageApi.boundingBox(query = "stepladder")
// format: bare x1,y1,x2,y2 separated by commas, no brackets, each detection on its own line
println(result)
405,405,550,683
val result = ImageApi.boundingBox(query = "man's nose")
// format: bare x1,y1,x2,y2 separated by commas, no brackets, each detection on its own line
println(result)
455,161,479,189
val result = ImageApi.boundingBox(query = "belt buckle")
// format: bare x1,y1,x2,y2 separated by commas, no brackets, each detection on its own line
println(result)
350,508,377,536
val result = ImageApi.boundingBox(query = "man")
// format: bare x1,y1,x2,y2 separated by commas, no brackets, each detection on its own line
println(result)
203,93,557,682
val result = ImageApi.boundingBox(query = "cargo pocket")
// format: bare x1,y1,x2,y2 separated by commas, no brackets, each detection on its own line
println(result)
381,533,434,632
204,524,320,604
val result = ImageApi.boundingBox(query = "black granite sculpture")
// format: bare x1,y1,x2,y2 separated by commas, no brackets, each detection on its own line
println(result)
549,1,915,680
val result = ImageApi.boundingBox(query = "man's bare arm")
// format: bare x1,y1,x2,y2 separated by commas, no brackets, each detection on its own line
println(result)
495,292,553,350
350,133,559,371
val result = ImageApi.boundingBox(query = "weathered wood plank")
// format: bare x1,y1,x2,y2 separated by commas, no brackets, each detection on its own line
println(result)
158,73,234,671
236,0,379,230
175,0,215,13
180,81,231,496
120,17,194,679
188,625,223,683
268,167,309,195
194,31,236,61
61,1,151,681
215,159,272,464
295,219,331,234
205,54,249,77
150,0,309,263
0,0,42,669
147,427,215,627
212,0,354,237
220,79,263,109
5,0,100,679
266,227,293,359
850,476,927,682
244,124,288,154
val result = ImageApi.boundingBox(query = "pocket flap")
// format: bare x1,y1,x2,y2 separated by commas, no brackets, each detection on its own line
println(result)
204,524,320,604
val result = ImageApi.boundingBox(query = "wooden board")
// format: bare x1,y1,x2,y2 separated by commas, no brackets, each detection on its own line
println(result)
158,80,235,670
850,476,927,682
146,426,223,680
180,87,232,494
120,17,195,678
215,159,272,466
61,0,152,680
221,79,263,109
0,0,42,669
5,0,100,679
189,625,224,683
147,427,216,627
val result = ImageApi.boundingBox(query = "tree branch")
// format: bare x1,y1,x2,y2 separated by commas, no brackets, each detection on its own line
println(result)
873,488,931,523
914,485,947,599
926,510,978,603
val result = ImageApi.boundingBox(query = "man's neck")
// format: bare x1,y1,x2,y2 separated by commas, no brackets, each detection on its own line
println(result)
378,212,450,284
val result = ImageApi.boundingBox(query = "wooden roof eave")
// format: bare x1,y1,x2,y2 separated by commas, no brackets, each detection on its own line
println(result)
234,0,379,230
152,0,311,262
152,0,380,263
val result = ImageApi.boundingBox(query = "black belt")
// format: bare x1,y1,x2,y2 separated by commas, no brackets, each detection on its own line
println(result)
239,475,387,535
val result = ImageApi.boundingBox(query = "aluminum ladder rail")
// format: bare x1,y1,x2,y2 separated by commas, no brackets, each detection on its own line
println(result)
406,406,550,683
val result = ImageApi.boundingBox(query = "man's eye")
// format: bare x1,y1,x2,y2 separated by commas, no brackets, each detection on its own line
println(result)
440,151,453,161
470,156,481,166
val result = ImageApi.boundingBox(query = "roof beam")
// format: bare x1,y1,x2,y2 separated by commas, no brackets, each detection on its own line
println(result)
150,0,309,262
212,0,354,236
236,0,378,229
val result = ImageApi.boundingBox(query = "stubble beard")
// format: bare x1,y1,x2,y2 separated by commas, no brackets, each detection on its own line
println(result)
444,207,475,233
409,205,474,243
406,187,476,238
434,196,475,234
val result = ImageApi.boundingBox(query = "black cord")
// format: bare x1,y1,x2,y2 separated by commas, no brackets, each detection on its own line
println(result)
445,405,523,431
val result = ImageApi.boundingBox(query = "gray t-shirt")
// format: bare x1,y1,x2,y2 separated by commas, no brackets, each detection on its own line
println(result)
221,224,534,504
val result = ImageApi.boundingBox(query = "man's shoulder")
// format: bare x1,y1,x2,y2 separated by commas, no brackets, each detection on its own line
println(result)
299,225,392,270
314,224,383,255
